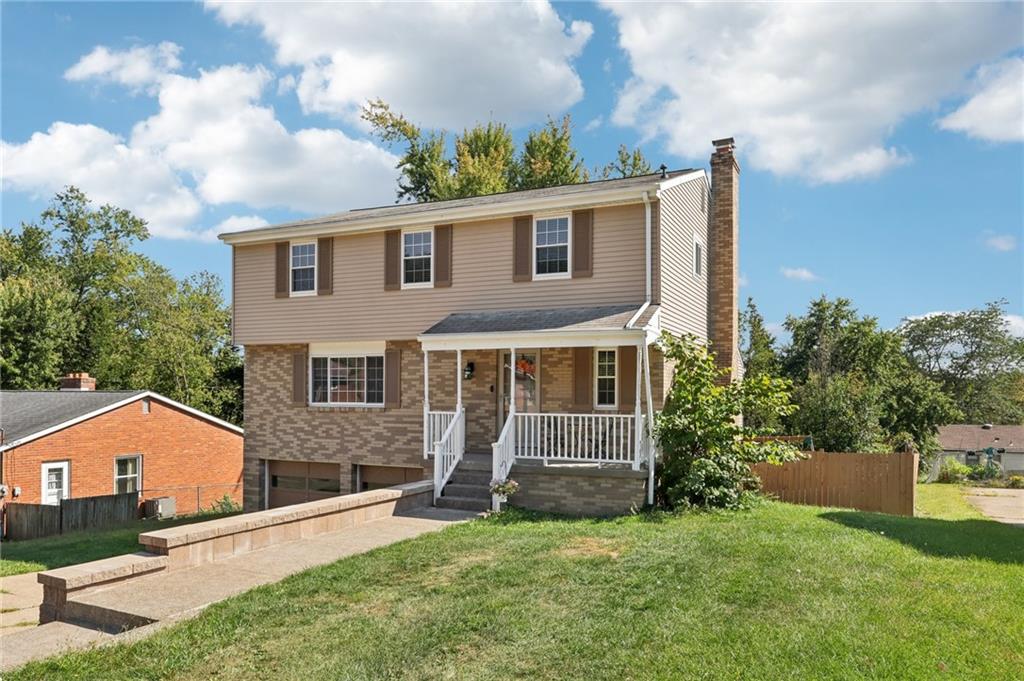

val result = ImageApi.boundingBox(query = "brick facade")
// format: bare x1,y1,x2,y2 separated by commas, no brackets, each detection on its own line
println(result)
244,342,668,512
1,399,242,514
708,138,740,381
509,464,647,516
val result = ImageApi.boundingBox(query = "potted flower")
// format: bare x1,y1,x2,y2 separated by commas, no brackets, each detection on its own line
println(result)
489,477,520,502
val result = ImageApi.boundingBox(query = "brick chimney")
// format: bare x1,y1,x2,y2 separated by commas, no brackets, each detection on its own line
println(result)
60,372,96,391
708,137,740,381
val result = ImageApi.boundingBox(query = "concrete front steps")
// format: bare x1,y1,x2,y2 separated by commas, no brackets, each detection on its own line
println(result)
435,452,492,512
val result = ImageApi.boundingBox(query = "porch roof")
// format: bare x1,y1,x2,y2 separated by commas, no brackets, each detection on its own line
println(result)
418,304,657,351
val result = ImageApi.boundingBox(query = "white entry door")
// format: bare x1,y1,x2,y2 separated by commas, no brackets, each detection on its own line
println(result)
41,461,70,505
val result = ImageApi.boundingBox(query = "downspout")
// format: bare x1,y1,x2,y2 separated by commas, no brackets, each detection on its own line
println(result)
643,191,652,304
641,190,656,505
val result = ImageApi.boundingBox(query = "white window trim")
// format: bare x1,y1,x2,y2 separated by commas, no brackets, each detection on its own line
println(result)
309,353,386,408
400,226,434,289
289,240,318,297
594,347,618,410
532,214,572,281
114,454,142,495
41,460,70,505
693,237,704,278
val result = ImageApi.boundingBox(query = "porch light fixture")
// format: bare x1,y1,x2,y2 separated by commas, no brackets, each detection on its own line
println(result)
463,362,475,380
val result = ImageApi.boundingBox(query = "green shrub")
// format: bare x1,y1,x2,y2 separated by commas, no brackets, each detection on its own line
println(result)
206,494,242,514
1006,475,1024,489
936,459,970,484
967,460,1002,481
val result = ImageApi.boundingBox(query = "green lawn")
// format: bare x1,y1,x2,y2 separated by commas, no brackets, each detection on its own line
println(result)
915,482,987,520
0,513,236,577
9,490,1023,680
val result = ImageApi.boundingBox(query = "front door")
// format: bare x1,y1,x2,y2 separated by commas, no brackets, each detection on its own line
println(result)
41,461,70,505
499,351,539,426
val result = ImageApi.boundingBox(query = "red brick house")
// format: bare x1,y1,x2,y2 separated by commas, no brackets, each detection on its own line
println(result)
0,373,243,515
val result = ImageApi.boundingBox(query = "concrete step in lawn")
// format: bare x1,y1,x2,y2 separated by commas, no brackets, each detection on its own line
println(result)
435,495,490,512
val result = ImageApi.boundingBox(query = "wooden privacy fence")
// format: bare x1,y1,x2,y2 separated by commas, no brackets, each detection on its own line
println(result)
3,492,139,541
751,451,918,517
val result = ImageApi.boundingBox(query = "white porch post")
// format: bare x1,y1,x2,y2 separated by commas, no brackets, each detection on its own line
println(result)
643,341,656,506
508,347,517,417
633,343,643,471
423,348,430,459
456,349,463,410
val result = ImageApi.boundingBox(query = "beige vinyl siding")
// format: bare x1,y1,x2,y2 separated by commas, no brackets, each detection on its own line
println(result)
233,203,647,344
657,176,709,339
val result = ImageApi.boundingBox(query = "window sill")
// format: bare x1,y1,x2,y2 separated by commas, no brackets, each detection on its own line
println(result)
532,273,571,281
400,282,433,290
289,290,318,298
308,403,386,412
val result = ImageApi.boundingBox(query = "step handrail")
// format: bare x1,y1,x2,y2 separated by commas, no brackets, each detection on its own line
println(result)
432,406,465,502
490,414,516,511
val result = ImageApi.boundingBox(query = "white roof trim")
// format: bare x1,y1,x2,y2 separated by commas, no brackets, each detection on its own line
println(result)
418,327,644,352
0,391,242,452
657,169,706,193
219,184,662,246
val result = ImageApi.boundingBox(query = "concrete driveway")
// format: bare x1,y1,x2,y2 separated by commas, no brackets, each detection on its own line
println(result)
965,487,1024,528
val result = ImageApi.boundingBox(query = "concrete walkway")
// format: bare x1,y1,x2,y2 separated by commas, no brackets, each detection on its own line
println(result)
1,507,475,672
965,487,1024,527
1,572,43,633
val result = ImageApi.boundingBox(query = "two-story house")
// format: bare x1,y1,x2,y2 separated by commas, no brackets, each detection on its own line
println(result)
221,138,741,515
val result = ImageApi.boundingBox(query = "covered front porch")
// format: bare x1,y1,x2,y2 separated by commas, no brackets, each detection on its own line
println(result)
418,304,660,513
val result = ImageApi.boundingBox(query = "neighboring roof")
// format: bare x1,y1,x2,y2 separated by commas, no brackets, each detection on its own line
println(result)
421,304,646,336
938,424,1024,453
219,169,703,245
0,390,242,452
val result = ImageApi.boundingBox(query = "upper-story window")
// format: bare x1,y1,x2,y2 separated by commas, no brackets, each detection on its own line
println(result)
595,348,617,408
290,242,316,295
402,229,432,287
693,239,703,277
534,216,570,278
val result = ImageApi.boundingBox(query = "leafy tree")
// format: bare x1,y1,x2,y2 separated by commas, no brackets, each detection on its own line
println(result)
512,115,587,189
599,144,652,179
0,188,243,424
779,296,959,454
739,298,783,431
899,301,1024,423
362,99,452,203
655,332,800,509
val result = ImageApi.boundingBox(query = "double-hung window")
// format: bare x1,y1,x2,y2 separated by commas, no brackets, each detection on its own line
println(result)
402,229,432,287
534,216,570,277
290,242,316,295
595,349,617,408
114,455,141,494
311,355,385,406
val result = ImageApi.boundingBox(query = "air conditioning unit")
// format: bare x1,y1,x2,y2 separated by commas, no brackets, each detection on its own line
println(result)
144,496,176,520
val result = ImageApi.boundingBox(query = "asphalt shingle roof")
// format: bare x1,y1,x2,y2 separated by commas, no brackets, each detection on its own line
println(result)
938,424,1024,453
0,390,145,446
221,170,697,238
422,304,651,335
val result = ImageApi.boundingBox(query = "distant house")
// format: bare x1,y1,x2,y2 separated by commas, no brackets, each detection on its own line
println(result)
0,373,243,514
937,424,1024,474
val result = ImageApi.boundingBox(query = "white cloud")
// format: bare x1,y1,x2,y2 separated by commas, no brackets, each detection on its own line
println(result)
940,57,1024,142
207,1,592,129
64,41,182,92
1,122,202,238
781,267,819,282
199,214,270,243
1005,314,1024,338
5,45,401,240
603,3,1023,182
583,116,603,133
984,233,1019,252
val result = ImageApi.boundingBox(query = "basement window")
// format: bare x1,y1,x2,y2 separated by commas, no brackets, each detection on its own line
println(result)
114,455,142,495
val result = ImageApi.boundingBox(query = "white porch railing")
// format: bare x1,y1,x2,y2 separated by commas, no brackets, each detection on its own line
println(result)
513,413,637,465
491,414,516,511
432,407,465,502
425,410,456,458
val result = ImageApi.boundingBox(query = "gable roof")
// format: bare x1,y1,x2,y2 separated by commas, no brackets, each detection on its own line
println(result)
0,390,242,452
938,424,1024,453
219,169,704,245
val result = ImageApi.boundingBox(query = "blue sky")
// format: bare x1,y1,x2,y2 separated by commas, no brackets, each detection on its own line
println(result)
2,2,1022,337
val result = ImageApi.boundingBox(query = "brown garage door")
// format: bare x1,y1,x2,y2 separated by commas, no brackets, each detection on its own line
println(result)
357,465,427,492
268,460,342,509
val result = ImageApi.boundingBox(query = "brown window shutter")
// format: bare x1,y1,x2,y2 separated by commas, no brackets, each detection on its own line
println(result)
292,350,307,406
317,237,333,295
618,346,637,410
434,225,452,287
513,215,532,282
573,347,593,409
275,242,289,298
384,348,401,408
572,209,593,278
384,230,400,290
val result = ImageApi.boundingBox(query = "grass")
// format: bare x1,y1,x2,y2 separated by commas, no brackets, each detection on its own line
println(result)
8,493,1023,680
0,513,236,578
915,483,986,520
